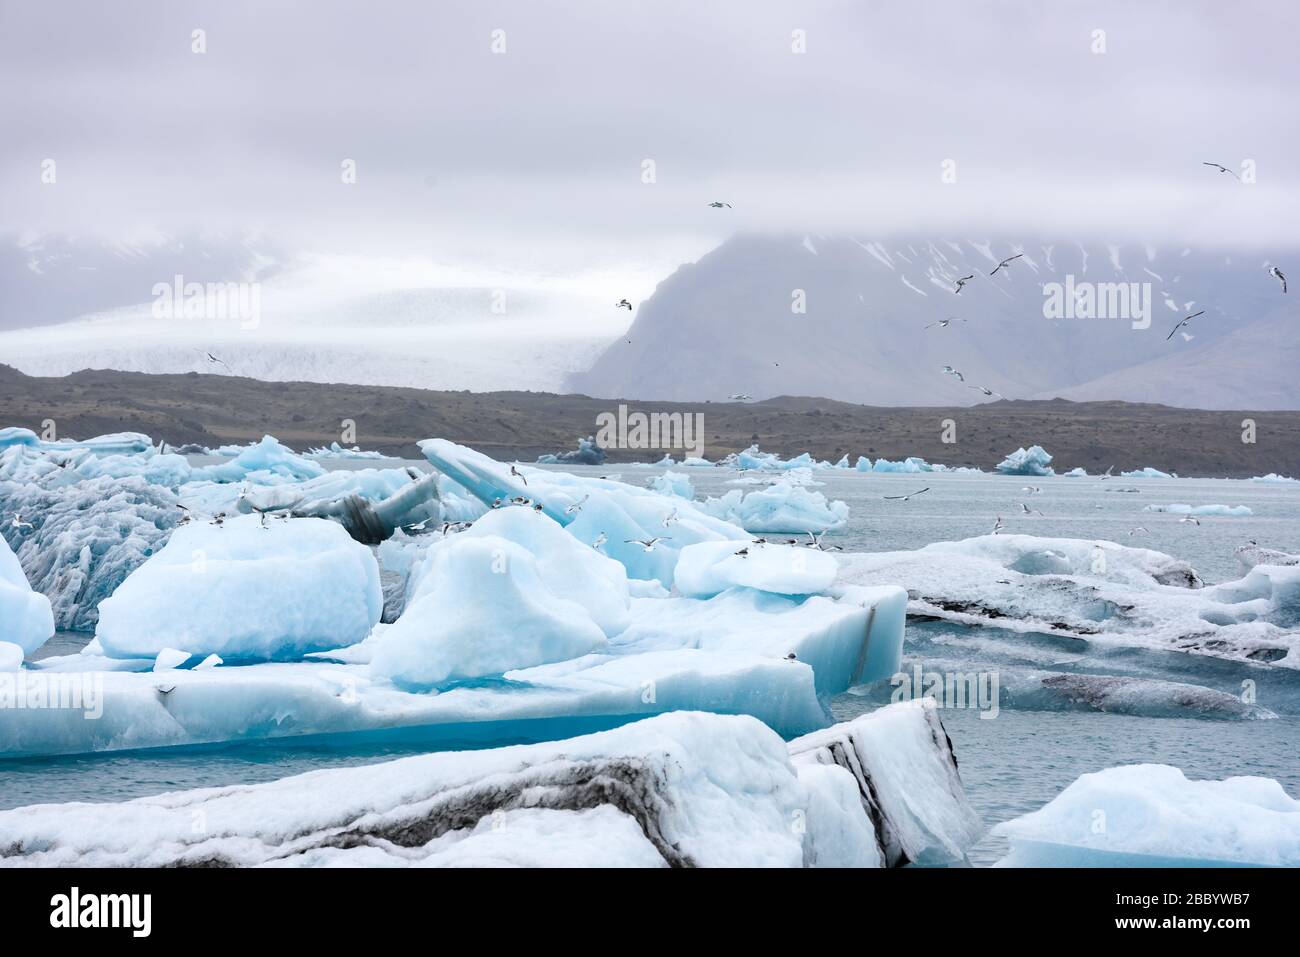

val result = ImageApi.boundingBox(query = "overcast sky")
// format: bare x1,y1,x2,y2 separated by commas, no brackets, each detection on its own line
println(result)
3,0,1297,274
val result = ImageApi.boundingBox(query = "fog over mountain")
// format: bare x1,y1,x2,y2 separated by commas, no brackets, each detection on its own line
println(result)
570,235,1297,409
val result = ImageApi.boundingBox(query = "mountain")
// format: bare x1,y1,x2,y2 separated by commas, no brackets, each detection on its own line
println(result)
568,235,1296,409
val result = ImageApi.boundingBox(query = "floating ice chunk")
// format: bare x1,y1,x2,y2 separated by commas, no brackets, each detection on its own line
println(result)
1145,503,1252,516
536,435,606,465
701,482,848,534
96,515,382,662
1061,467,1088,477
371,535,609,691
648,470,694,499
307,442,385,460
153,648,191,672
872,456,932,473
733,445,829,471
1250,473,1298,484
1235,542,1299,570
680,456,713,467
0,532,54,655
0,428,39,449
194,654,223,670
674,541,838,599
0,642,23,672
790,700,983,867
191,435,325,484
995,446,1054,476
1122,466,1172,479
833,455,851,469
994,764,1300,866
408,507,630,637
855,456,872,471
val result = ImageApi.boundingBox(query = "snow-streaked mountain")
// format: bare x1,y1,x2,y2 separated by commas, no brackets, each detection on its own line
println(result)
569,235,1296,409
0,238,628,392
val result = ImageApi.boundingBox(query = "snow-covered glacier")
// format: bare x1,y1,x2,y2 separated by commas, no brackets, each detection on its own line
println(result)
0,703,978,868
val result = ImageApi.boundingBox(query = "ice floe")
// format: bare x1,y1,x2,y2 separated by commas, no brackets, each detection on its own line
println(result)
1145,503,1252,516
994,446,1054,476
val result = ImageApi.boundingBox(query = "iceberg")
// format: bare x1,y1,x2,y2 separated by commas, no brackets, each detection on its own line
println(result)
674,540,839,599
0,704,976,868
1250,473,1298,484
95,515,383,662
1144,503,1252,516
1121,466,1172,479
855,456,872,471
0,534,54,655
0,427,40,449
1061,467,1088,477
995,445,1054,476
190,435,326,484
731,445,830,472
701,482,849,534
647,469,694,499
536,435,606,466
994,764,1300,867
871,456,932,473
836,534,1299,667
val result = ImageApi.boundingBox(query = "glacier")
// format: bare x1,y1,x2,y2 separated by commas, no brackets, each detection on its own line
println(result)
993,764,1300,867
0,704,978,868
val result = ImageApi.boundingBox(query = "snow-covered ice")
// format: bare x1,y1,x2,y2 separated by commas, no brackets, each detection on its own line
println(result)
994,764,1300,866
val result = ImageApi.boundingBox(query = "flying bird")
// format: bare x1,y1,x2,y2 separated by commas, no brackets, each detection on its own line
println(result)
1128,527,1150,536
1021,486,1042,494
707,201,733,208
1268,266,1287,293
592,532,608,550
942,365,965,382
1179,515,1202,526
953,275,975,294
565,495,589,515
1202,162,1240,180
1019,503,1043,516
10,514,33,531
728,393,751,401
805,531,843,551
624,537,672,551
615,299,633,310
992,516,1006,535
925,318,966,330
1165,310,1205,341
203,351,230,371
663,508,680,527
509,465,528,485
989,253,1023,276
969,385,1003,399
883,487,930,502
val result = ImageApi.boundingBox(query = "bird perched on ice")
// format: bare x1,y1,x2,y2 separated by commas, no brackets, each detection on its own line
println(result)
925,318,966,330
707,201,732,208
1202,161,1240,180
662,508,679,527
615,299,633,310
509,465,528,485
1268,265,1287,293
883,487,930,502
1165,310,1205,341
941,365,965,382
989,253,1023,276
625,537,672,551
952,275,974,294
733,547,750,558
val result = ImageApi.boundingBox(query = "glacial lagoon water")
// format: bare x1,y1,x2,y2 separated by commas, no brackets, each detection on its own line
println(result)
6,463,1299,866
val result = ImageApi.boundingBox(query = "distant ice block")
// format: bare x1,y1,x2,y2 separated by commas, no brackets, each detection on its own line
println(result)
1061,467,1088,477
0,428,39,450
833,455,851,469
995,445,1054,476
648,470,694,499
790,700,982,867
871,457,931,473
855,456,872,471
191,435,326,484
680,456,713,467
994,764,1300,866
96,515,382,662
0,705,974,868
674,541,839,598
307,442,386,460
836,533,1299,667
1145,503,1252,516
0,533,54,655
1250,473,1298,484
701,482,849,534
732,445,829,471
1122,466,1172,479
536,435,606,465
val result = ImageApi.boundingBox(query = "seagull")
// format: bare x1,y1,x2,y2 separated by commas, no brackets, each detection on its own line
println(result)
992,516,1006,535
707,201,733,208
203,351,230,371
592,532,607,550
615,299,633,310
883,487,930,502
491,498,503,509
805,531,843,551
1179,515,1202,526
925,318,967,330
784,652,797,661
403,517,433,532
509,496,531,506
10,514,33,531
155,684,176,695
1165,310,1205,341
1128,526,1150,536
989,253,1023,276
1099,465,1115,481
969,385,1004,399
624,537,672,551
953,275,975,294
734,547,750,558
565,495,589,515
1020,486,1042,494
509,465,528,485
941,365,965,382
531,501,544,511
1019,503,1043,516
1268,266,1287,293
662,508,680,527
439,521,472,535
728,393,751,401
1202,161,1240,181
